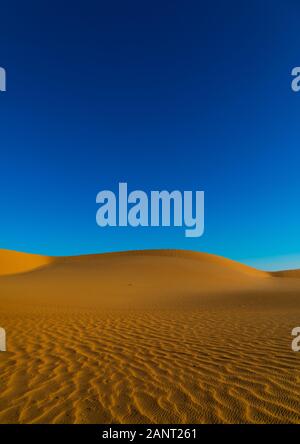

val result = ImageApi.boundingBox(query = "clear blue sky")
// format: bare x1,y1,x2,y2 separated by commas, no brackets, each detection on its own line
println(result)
0,1,300,270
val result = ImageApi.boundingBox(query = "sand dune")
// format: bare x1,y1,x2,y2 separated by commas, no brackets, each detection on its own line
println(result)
272,269,300,278
0,249,300,423
0,250,53,277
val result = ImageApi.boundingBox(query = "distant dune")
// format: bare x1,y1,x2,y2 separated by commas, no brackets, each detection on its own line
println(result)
0,249,300,424
272,269,300,278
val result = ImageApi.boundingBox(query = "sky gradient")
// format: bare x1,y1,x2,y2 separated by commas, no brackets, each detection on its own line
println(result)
1,1,300,270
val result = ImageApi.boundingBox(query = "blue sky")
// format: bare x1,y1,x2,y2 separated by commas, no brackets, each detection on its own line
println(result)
0,1,300,270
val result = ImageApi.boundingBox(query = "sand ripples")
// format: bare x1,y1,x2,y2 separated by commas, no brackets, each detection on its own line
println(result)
1,307,300,423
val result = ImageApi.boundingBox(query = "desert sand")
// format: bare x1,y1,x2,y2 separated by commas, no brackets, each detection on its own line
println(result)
0,248,300,424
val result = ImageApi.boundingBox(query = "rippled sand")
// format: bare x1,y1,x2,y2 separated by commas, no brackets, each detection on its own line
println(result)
0,249,300,423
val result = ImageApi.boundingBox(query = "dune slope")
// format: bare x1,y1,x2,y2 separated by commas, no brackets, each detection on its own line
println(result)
0,250,53,276
0,249,300,424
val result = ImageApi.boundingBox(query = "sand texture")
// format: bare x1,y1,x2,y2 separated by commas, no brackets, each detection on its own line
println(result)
0,249,300,424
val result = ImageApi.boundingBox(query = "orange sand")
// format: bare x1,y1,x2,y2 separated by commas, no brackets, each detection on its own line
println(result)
0,249,300,423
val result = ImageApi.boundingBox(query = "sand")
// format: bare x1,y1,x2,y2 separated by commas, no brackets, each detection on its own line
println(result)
0,249,300,424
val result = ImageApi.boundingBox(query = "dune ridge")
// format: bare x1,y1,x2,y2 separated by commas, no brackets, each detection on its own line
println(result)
0,249,300,424
0,248,264,272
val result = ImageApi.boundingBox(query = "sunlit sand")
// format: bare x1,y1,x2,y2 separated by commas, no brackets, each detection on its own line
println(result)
0,249,300,423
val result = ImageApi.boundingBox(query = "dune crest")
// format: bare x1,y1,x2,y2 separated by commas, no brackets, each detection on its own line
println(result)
0,248,269,278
